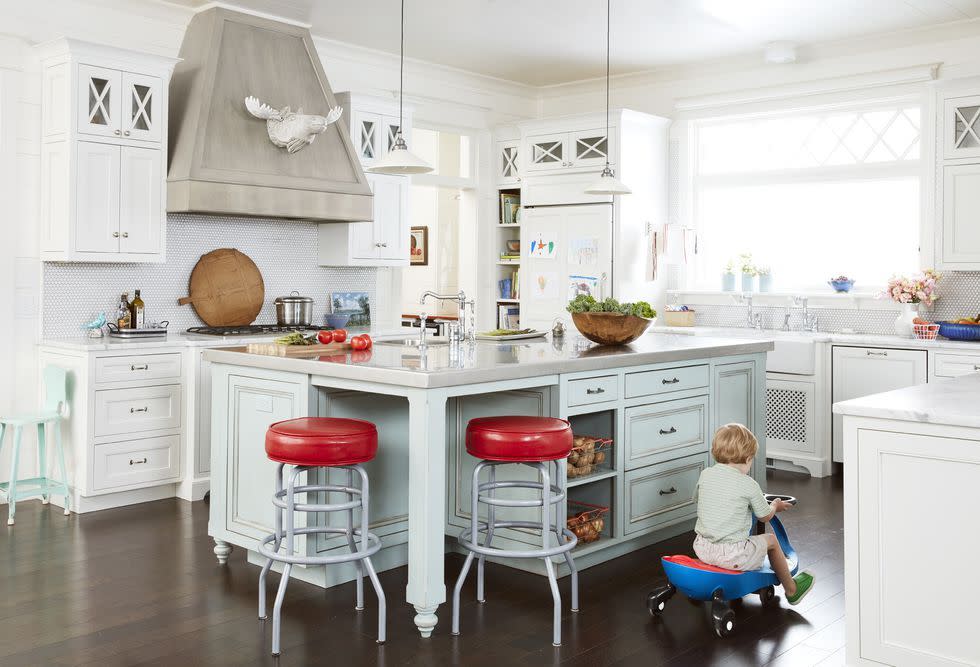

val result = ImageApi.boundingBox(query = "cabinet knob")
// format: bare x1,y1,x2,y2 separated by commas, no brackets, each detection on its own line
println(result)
375,242,383,247
124,130,131,136
112,232,120,238
121,232,129,238
381,243,388,248
114,129,121,135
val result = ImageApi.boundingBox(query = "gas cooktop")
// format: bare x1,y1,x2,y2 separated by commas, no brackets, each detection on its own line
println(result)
186,324,325,337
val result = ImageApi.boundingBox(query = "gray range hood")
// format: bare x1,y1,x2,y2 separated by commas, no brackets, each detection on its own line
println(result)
167,7,372,222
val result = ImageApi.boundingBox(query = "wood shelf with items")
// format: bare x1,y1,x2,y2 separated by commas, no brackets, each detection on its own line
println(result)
567,410,616,486
494,186,522,329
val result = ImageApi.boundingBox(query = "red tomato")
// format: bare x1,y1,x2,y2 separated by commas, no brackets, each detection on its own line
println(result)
359,333,372,349
316,330,334,345
351,350,372,364
350,335,368,351
331,328,347,343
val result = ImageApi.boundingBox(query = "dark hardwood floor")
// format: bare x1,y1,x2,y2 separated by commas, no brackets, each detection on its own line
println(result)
0,469,843,666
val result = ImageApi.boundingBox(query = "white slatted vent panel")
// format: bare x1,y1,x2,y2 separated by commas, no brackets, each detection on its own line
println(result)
766,387,808,445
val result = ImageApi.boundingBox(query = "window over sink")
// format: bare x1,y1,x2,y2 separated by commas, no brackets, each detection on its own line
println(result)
688,101,923,292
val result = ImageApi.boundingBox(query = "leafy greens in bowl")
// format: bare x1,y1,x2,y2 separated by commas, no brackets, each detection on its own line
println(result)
566,295,656,319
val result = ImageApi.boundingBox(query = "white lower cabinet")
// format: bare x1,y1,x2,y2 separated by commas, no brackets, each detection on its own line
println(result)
831,346,927,462
845,419,980,666
93,435,180,491
931,350,980,379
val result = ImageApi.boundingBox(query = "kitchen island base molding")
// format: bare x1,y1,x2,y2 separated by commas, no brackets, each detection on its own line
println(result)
205,335,770,639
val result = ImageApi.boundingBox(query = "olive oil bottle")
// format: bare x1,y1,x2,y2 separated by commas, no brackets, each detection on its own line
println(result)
116,293,132,329
130,289,145,329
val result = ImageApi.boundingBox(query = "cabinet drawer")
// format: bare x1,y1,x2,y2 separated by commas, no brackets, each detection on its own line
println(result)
624,395,708,470
934,352,980,378
625,453,708,534
94,384,181,437
92,435,179,491
625,365,709,399
567,375,618,407
94,352,182,384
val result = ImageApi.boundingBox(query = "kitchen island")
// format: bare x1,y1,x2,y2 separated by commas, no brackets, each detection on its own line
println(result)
835,373,980,667
205,332,772,638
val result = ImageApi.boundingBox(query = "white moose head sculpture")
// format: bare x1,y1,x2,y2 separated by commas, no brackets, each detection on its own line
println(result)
244,96,344,154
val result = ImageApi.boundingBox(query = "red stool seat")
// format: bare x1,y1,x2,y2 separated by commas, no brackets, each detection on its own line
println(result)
466,416,572,462
266,417,378,466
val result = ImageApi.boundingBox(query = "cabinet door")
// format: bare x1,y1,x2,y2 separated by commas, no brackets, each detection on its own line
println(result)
496,140,520,184
943,95,980,161
374,174,408,260
525,132,566,172
766,378,816,455
119,146,162,254
350,174,381,259
942,163,980,266
75,141,120,253
121,72,163,142
352,110,381,165
381,115,404,157
713,359,763,481
568,129,610,169
77,65,122,138
831,346,927,462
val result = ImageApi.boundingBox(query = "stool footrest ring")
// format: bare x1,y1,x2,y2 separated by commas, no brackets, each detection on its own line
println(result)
258,526,382,565
457,521,578,558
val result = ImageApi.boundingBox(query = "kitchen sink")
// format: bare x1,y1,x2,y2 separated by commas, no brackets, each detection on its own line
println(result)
651,327,820,374
374,336,450,348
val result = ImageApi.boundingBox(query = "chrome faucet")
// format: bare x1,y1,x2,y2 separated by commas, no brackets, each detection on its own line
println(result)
417,311,429,349
781,311,792,332
420,290,469,342
794,296,819,332
745,295,763,329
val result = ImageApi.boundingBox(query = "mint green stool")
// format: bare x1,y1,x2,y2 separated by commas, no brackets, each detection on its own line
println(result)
1,366,72,526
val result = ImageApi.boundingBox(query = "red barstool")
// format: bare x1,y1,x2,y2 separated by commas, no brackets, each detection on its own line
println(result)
451,416,579,646
258,417,386,656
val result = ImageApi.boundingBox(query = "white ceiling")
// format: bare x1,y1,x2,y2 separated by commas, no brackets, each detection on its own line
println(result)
166,0,980,86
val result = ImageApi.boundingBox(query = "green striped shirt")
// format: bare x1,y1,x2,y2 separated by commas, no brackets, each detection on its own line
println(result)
693,463,772,544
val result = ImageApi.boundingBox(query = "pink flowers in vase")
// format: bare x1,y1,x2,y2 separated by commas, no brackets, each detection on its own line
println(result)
881,269,941,305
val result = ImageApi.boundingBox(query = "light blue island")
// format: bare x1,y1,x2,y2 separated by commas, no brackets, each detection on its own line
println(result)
204,332,772,638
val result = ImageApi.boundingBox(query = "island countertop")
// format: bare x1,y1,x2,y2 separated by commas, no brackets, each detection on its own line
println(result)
833,372,980,429
202,333,774,388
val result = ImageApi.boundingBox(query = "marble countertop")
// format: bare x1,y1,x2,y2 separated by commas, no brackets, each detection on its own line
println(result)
650,325,980,351
832,373,980,429
38,329,377,352
202,333,773,389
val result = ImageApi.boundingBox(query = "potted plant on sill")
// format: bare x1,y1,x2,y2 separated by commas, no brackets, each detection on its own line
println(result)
721,260,736,292
738,253,756,293
757,265,772,293
880,269,941,337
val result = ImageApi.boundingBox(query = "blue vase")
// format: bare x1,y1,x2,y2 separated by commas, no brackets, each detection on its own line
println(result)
721,273,735,292
758,274,772,292
741,273,755,293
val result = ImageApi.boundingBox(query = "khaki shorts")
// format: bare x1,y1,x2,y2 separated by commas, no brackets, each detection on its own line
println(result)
693,534,769,571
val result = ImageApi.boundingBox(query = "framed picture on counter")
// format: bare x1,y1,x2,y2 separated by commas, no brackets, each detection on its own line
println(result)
410,226,428,265
331,292,371,327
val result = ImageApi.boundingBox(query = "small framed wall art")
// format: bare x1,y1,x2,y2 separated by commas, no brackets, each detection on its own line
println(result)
410,226,429,265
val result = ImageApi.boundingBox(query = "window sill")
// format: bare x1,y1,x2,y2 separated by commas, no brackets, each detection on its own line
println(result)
667,289,905,311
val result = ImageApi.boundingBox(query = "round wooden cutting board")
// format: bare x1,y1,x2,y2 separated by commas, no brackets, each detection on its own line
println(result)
177,248,265,326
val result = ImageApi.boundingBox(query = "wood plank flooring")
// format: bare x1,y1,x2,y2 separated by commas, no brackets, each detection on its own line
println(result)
0,469,843,666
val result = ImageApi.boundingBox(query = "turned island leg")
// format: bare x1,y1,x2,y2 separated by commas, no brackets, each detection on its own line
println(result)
406,390,448,638
214,538,233,564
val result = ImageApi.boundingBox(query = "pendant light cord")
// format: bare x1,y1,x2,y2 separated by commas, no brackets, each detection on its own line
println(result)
399,0,405,136
604,0,611,169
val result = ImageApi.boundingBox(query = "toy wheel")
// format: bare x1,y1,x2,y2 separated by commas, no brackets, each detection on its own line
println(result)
647,583,676,616
758,585,776,606
711,594,736,638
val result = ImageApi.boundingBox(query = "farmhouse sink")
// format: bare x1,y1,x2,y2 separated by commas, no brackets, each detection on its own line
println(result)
650,327,822,375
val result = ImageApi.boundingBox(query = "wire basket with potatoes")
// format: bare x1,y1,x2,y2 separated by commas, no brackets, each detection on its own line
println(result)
567,436,613,479
566,501,609,545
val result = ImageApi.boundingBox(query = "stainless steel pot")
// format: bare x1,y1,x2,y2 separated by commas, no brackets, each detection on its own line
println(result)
275,291,315,326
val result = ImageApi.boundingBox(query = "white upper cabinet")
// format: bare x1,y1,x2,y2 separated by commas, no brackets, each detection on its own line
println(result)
320,93,413,267
38,39,177,263
937,89,980,269
943,95,980,161
524,128,612,173
496,140,521,185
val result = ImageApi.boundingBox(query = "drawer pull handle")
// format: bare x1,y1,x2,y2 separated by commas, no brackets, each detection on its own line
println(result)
659,487,677,496
130,406,149,413
129,458,148,466
130,364,149,371
659,427,677,435
974,365,980,371
866,351,888,357
662,377,680,384
585,387,605,395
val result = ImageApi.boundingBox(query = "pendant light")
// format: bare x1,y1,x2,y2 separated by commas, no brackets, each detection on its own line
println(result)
367,0,433,175
584,0,631,196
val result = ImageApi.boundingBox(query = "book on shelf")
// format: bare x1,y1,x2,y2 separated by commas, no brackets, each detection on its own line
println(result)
513,269,520,299
498,305,520,330
499,253,520,261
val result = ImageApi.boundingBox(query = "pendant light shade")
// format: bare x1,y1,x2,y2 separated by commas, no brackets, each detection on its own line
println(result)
367,0,432,175
585,0,630,196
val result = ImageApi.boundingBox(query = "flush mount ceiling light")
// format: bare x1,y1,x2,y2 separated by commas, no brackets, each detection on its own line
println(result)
764,41,798,65
585,0,631,196
367,0,433,175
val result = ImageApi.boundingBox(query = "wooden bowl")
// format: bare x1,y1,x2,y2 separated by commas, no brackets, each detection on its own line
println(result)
571,312,653,345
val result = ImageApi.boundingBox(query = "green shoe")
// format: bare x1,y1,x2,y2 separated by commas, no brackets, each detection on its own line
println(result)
786,571,815,606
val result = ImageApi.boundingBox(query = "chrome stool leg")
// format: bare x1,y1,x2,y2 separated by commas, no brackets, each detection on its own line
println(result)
539,462,563,647
345,467,365,611
552,460,579,613
355,465,386,644
452,460,486,635
259,463,285,620
476,463,496,603
271,466,302,656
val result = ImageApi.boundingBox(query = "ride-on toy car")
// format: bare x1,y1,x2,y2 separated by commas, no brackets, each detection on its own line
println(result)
647,494,798,638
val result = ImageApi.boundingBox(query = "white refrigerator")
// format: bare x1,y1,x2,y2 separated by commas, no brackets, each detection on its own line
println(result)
519,203,613,332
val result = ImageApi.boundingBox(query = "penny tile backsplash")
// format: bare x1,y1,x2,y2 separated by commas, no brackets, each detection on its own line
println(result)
42,214,378,337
